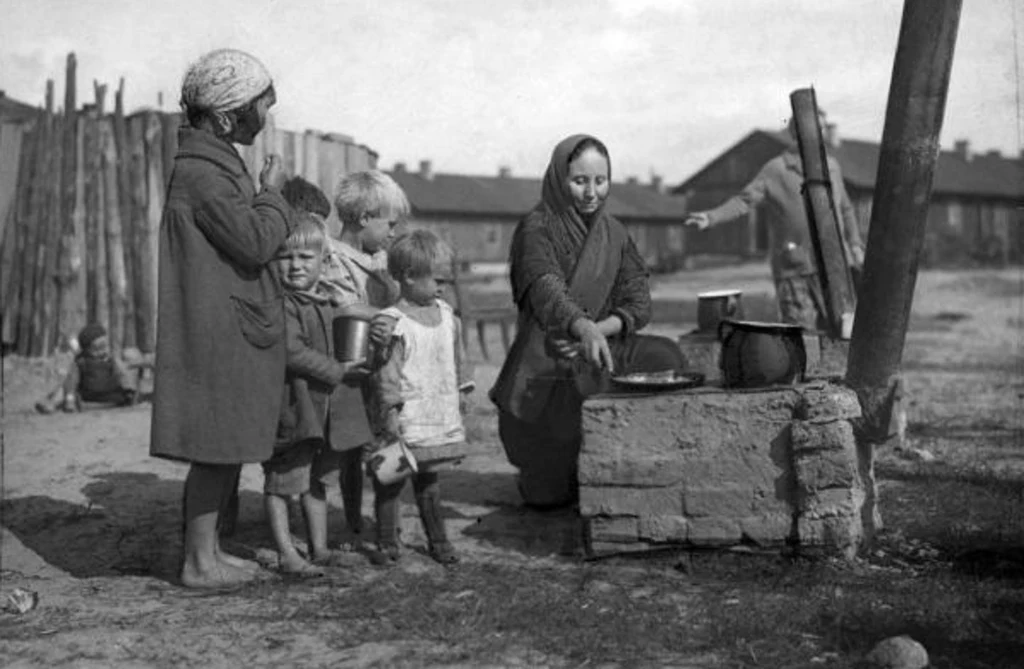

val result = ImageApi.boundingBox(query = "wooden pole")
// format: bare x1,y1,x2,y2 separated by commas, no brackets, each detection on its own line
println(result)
790,87,856,337
127,115,151,352
87,81,109,333
160,111,180,189
114,78,136,350
100,117,127,354
56,52,83,351
1,120,38,348
846,0,963,439
36,84,65,355
19,82,54,355
140,112,164,352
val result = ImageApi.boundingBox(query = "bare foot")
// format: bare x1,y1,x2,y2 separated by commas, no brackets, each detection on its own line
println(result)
180,560,256,589
217,547,261,573
311,548,364,568
279,554,325,577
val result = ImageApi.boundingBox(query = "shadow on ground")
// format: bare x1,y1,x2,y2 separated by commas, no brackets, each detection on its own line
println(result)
0,471,268,583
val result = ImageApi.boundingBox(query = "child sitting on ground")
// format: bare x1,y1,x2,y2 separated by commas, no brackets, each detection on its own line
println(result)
263,214,367,575
35,324,144,413
367,230,475,566
313,170,408,552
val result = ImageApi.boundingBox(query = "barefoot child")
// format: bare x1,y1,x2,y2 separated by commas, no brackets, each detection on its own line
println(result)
367,230,475,565
264,214,367,574
315,170,407,551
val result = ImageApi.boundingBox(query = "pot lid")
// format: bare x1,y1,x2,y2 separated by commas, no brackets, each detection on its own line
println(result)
721,319,804,333
697,289,743,299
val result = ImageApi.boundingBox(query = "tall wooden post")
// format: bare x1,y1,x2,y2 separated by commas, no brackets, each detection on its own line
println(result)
790,87,856,337
846,0,962,440
57,52,85,350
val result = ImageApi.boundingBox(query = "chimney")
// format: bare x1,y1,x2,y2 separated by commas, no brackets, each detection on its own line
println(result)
954,139,971,161
650,174,663,193
498,165,512,178
393,162,406,173
419,159,433,180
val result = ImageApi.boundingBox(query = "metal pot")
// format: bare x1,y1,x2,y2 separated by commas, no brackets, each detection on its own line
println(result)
332,314,371,362
718,319,806,388
697,289,743,333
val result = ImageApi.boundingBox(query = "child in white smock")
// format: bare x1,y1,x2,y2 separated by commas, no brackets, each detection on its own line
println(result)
367,230,475,565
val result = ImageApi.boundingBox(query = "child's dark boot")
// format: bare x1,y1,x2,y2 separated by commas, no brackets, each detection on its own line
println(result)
414,475,458,565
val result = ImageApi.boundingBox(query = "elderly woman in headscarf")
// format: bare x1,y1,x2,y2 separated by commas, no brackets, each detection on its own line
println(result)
490,134,685,510
150,48,292,588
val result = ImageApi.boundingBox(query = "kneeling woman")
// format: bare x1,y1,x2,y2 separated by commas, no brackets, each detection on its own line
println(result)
490,134,684,510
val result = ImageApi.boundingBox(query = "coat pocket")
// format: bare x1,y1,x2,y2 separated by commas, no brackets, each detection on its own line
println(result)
230,295,284,349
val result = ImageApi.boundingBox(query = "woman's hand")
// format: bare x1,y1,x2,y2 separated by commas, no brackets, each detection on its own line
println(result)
571,317,614,374
259,154,287,192
548,337,580,361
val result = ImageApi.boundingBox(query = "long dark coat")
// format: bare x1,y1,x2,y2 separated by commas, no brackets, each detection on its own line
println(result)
150,127,291,464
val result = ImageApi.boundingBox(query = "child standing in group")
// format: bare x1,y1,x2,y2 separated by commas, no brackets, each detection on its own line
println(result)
264,214,366,574
367,230,475,565
317,170,408,551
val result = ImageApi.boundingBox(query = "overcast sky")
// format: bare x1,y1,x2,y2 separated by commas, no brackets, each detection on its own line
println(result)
3,0,1021,185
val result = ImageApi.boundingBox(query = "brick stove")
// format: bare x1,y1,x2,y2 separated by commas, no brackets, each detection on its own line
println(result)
579,334,878,558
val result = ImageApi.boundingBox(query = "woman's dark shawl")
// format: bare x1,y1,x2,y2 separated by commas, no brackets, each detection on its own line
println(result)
491,134,631,423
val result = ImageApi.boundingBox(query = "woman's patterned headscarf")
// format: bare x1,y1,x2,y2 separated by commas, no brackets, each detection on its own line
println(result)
180,49,272,114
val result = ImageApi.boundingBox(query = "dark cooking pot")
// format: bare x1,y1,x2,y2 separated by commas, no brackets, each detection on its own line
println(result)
717,319,806,388
333,314,371,362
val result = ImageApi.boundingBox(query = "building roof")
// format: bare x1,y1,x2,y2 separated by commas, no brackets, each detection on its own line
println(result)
676,129,1023,201
0,92,41,124
388,167,688,221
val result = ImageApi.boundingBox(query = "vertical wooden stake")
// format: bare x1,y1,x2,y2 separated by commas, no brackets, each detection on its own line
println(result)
100,117,127,354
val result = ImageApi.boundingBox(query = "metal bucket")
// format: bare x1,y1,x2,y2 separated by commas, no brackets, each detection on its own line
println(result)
365,439,418,485
332,315,371,362
697,289,743,333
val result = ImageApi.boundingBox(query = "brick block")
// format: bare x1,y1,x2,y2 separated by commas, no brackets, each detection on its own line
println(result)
739,514,794,545
817,337,849,378
586,541,652,557
587,516,639,543
638,515,689,542
582,390,797,460
798,486,865,518
797,515,862,558
676,331,721,384
791,420,856,454
578,453,689,487
687,517,741,545
795,384,861,423
683,485,754,518
794,448,860,491
579,486,683,517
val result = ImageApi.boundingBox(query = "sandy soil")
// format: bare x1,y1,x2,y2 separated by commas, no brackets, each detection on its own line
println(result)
1,264,1021,667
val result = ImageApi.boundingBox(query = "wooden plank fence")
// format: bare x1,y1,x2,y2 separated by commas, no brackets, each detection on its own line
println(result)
0,53,378,358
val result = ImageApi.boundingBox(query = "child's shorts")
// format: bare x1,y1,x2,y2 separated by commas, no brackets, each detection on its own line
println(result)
310,447,347,487
262,439,321,496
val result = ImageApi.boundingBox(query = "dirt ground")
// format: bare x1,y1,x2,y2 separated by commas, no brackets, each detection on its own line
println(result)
1,264,1022,667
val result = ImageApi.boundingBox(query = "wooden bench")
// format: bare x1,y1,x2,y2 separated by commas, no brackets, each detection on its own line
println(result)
448,265,517,361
